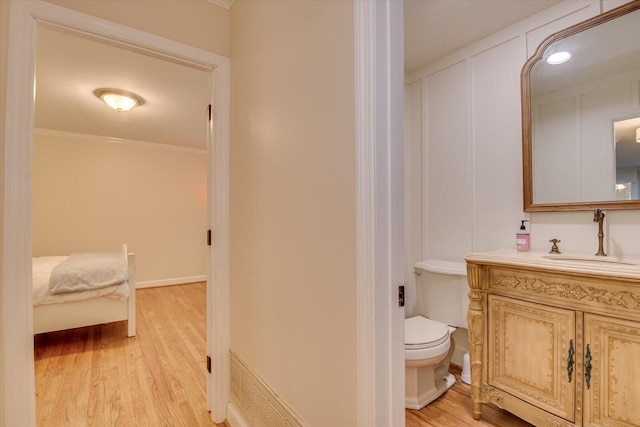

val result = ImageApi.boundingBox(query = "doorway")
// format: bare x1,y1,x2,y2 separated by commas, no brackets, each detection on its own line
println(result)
2,1,230,425
32,23,211,423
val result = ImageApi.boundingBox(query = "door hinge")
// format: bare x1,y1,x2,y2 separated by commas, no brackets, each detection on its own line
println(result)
398,285,405,307
208,104,212,121
207,355,212,373
207,229,212,246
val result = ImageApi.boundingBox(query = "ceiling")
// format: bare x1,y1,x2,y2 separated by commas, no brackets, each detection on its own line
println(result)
34,26,211,151
35,1,564,149
404,0,561,72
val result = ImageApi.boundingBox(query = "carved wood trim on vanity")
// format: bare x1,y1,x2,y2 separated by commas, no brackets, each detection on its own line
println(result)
466,251,640,427
490,270,640,314
466,263,487,420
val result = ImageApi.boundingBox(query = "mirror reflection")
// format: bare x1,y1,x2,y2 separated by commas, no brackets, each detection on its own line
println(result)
614,116,640,200
525,4,640,209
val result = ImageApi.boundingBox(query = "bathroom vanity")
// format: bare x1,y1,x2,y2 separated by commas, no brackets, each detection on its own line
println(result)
466,250,640,427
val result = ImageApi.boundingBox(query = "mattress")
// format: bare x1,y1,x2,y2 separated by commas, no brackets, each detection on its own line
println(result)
33,256,130,306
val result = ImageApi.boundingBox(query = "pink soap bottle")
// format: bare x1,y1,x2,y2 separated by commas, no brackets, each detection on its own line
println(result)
516,220,530,252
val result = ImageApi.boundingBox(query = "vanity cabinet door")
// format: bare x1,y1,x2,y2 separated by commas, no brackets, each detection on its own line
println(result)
583,314,640,427
488,295,576,422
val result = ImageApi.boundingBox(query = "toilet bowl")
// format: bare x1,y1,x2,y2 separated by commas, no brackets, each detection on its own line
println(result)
405,315,456,410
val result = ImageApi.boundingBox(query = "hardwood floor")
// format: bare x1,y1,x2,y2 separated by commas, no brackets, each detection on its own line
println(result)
35,282,532,427
34,282,223,427
406,365,534,427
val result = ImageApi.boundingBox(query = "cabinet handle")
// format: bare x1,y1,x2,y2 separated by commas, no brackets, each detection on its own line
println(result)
585,344,592,390
567,339,574,382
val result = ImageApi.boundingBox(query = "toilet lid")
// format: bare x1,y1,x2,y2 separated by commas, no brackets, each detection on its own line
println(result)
405,316,449,350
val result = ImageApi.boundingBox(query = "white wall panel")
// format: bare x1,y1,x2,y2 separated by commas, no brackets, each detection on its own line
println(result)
412,1,606,262
412,0,640,265
471,37,524,252
534,97,581,203
424,62,469,261
404,81,423,316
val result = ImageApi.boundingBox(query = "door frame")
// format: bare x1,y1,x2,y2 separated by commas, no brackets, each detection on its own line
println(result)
2,1,230,425
355,1,405,426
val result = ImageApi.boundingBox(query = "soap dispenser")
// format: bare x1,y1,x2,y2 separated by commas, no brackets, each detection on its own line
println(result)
516,220,530,252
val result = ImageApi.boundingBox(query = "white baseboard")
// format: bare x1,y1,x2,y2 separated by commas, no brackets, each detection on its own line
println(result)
226,402,249,427
135,275,206,289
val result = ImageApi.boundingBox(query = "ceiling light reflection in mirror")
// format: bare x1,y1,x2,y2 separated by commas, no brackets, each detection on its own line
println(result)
546,51,571,65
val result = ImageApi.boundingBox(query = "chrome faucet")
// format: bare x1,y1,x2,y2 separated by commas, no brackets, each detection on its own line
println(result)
593,209,606,256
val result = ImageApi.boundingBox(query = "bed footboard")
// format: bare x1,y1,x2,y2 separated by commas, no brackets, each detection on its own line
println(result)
127,251,136,337
33,245,137,337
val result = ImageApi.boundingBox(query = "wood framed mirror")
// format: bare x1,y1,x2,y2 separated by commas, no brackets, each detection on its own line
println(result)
522,0,640,211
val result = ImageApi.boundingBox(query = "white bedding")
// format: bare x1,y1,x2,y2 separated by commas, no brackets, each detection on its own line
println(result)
49,252,128,294
33,256,129,306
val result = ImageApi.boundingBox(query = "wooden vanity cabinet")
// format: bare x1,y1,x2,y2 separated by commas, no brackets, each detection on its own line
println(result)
583,314,640,426
488,295,576,422
466,254,640,427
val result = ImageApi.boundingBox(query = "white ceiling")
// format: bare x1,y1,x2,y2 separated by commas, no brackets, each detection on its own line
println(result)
404,0,561,72
35,26,211,151
34,1,564,149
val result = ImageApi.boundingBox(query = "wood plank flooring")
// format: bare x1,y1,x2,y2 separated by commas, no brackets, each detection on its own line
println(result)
34,282,223,427
406,365,534,427
36,282,533,427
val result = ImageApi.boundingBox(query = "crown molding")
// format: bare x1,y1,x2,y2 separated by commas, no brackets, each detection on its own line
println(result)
34,128,207,155
206,0,235,10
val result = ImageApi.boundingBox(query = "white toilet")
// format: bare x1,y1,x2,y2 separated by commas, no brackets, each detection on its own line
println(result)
405,261,468,409
404,315,456,409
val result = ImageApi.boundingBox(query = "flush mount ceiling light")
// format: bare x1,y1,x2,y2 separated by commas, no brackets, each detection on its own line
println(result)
93,88,145,112
546,51,571,65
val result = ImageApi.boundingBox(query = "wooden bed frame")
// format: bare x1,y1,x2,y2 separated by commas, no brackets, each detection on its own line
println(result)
33,245,136,337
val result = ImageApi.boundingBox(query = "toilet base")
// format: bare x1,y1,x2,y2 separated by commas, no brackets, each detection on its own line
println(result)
405,332,456,410
405,372,455,410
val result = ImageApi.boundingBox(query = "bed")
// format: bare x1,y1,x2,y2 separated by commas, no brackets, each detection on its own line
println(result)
32,244,136,337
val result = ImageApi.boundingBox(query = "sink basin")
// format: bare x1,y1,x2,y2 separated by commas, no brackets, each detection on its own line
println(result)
542,254,639,266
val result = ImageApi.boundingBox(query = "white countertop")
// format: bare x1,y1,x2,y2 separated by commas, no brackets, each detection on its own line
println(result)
465,249,640,280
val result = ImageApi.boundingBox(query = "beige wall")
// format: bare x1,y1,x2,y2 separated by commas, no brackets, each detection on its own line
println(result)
0,0,9,420
230,0,357,425
32,133,207,284
44,0,230,57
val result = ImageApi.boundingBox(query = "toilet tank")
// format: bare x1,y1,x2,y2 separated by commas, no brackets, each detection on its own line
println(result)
413,260,468,328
